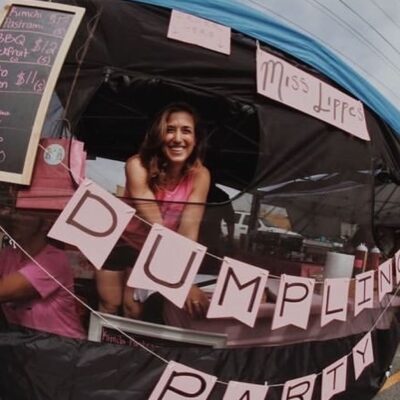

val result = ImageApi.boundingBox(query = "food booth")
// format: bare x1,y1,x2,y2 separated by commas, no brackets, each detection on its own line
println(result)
1,0,400,399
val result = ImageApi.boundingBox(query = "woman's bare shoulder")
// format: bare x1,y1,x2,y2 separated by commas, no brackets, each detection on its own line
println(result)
125,155,148,182
191,163,210,186
126,155,145,171
126,154,141,166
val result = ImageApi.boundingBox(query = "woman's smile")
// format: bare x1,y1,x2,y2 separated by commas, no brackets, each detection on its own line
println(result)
162,111,196,165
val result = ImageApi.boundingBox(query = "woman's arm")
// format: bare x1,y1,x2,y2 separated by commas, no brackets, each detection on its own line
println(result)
0,272,39,303
178,165,211,318
125,156,163,225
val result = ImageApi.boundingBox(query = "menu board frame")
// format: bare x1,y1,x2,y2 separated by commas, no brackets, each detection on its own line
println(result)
0,0,84,184
88,312,228,349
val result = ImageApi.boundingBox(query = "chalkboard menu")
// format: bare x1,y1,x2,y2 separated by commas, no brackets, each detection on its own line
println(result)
0,0,84,184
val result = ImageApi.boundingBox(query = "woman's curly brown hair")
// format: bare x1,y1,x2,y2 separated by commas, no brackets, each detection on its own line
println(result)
139,103,206,191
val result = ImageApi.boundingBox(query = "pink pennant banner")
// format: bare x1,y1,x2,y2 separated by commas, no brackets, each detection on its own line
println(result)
321,355,348,400
394,250,400,285
149,361,217,400
378,259,393,302
281,374,316,400
353,332,374,380
256,48,370,141
126,224,207,308
321,278,350,327
354,270,374,317
222,380,269,400
272,274,315,330
207,257,268,327
48,179,135,269
167,9,231,55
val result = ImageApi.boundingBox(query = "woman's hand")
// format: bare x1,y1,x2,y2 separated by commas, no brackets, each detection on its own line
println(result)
184,285,209,319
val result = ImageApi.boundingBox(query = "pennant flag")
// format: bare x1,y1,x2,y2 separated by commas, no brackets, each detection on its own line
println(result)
126,224,207,308
321,278,350,327
353,332,374,380
394,251,400,285
207,257,268,327
321,355,348,400
222,380,269,400
149,361,216,400
272,274,315,330
281,374,316,400
378,259,393,302
354,270,374,317
48,179,135,269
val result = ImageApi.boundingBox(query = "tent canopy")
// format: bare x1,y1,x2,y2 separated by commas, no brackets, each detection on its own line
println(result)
132,0,400,139
45,0,400,244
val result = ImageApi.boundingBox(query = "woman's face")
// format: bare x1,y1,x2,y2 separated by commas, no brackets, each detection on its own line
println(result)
162,111,196,166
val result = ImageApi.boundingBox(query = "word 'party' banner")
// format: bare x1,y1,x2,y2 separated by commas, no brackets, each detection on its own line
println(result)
256,48,370,141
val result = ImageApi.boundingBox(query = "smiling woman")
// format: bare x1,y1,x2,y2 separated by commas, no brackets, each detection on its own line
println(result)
95,103,211,321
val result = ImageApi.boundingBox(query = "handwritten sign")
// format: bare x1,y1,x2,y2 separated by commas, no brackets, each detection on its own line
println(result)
256,48,370,141
167,9,231,55
0,0,84,184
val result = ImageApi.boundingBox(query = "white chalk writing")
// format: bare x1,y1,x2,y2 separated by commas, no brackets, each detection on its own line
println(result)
8,8,42,19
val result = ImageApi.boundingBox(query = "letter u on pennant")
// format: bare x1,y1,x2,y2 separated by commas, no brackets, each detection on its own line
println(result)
127,224,207,308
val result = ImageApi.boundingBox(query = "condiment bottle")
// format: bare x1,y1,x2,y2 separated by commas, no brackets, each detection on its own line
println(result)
368,246,381,270
353,243,368,276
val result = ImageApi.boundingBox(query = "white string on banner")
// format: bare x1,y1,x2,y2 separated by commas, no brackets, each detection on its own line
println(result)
4,128,394,390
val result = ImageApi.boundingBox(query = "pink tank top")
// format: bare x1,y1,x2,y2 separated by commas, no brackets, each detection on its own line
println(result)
124,173,194,249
